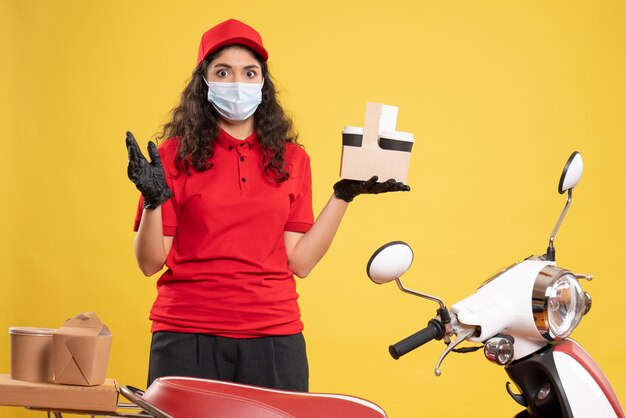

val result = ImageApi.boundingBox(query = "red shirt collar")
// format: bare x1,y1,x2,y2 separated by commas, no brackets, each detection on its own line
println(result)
217,128,258,151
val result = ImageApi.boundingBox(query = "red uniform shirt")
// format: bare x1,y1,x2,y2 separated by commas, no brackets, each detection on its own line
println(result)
134,129,314,337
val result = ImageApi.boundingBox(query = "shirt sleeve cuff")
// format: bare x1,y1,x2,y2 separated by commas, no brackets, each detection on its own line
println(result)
133,222,177,237
162,225,177,236
285,222,312,233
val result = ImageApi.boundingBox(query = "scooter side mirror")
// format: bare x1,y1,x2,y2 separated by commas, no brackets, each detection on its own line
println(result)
366,241,414,284
547,151,584,261
558,151,583,194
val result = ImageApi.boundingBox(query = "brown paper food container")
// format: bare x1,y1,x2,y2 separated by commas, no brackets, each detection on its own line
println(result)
340,102,414,184
52,312,112,386
9,327,56,383
0,374,119,413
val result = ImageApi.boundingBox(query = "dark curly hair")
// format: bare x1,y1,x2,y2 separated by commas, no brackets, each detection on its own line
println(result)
157,45,299,183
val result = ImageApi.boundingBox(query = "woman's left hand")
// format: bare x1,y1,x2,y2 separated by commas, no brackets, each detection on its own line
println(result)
333,175,410,202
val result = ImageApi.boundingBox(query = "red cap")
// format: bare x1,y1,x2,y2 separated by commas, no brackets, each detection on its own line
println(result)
196,19,268,67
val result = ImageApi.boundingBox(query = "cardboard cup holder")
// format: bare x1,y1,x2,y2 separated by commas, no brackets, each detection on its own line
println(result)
340,102,414,184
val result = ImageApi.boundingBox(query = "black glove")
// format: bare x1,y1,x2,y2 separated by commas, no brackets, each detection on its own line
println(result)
126,131,173,209
333,175,411,202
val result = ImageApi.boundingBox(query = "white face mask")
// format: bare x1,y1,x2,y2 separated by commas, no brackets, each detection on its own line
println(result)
204,77,263,121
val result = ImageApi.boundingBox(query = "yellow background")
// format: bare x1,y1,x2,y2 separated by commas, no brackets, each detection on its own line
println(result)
1,1,625,417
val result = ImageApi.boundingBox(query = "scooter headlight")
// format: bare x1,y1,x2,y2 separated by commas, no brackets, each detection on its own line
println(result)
533,266,585,340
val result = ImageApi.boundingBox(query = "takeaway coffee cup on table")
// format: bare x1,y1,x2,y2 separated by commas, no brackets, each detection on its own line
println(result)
9,327,56,383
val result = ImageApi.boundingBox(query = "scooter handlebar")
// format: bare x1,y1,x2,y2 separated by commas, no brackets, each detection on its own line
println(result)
389,319,445,360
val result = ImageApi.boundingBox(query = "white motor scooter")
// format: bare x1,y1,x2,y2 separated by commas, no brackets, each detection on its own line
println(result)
22,152,620,418
366,151,624,417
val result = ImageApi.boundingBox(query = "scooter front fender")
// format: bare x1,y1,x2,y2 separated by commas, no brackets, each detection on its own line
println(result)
505,339,624,418
554,339,624,418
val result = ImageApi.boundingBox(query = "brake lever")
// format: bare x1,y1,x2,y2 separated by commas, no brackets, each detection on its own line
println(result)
434,326,475,376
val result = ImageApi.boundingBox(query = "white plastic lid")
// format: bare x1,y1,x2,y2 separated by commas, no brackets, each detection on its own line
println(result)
9,327,56,336
342,126,363,135
380,131,414,142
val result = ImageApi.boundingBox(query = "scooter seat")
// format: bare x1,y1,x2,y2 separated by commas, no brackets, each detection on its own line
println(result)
141,376,388,418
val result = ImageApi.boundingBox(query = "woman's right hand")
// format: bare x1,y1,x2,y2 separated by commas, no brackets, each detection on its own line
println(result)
126,131,173,209
333,176,410,202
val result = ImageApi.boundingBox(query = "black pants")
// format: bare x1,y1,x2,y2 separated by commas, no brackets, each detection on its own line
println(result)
148,331,309,392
